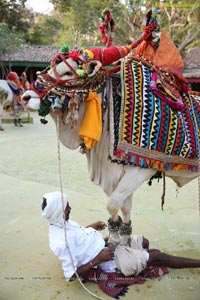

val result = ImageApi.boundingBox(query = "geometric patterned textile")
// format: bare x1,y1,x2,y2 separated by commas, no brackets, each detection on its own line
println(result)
84,249,168,299
109,60,200,172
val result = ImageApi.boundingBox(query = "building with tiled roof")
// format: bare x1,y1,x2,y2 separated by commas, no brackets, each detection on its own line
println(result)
0,45,60,82
183,47,200,92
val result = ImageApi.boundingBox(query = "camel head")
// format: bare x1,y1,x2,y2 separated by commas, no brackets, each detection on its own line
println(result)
22,47,108,114
21,42,137,115
37,47,104,93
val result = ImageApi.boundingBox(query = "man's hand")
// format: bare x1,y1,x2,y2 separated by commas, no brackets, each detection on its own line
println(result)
96,247,115,263
87,221,107,231
76,247,115,279
142,237,150,250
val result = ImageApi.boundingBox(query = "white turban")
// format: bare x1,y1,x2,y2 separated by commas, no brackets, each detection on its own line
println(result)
41,191,68,227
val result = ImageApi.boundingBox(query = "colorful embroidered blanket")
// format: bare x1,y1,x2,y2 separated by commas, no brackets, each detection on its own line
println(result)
84,249,168,299
109,60,200,172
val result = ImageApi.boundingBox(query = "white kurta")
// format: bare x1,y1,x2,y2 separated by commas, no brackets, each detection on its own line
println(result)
49,220,116,279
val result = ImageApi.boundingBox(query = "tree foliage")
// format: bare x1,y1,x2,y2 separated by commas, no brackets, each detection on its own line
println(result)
50,0,128,46
0,0,33,32
0,0,199,55
0,0,35,47
153,0,200,54
0,23,25,54
28,14,61,45
48,0,199,53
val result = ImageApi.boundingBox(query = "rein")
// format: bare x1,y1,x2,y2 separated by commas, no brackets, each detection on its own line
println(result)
51,52,81,85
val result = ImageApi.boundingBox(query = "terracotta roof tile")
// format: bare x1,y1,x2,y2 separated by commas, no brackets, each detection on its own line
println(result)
183,47,200,78
0,45,61,63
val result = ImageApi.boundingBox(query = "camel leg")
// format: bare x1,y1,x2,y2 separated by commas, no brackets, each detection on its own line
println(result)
0,89,8,131
120,195,133,246
107,166,155,246
0,105,4,131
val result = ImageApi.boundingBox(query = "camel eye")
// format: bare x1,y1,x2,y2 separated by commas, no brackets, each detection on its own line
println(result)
64,71,73,76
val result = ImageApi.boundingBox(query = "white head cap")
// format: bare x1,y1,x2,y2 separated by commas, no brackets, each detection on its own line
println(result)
41,191,68,227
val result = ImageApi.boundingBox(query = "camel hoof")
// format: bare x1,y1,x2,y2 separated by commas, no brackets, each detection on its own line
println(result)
107,216,122,248
119,221,132,246
108,216,122,230
119,221,132,235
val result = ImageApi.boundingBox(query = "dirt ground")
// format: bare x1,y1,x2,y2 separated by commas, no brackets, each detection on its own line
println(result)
0,112,199,300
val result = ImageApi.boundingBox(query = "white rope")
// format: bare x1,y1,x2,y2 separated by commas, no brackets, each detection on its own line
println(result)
56,115,108,300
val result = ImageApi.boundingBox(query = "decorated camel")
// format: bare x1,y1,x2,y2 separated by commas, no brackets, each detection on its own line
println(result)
22,20,200,246
0,72,26,129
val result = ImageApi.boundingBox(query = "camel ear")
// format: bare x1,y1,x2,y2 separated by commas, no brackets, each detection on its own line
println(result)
86,60,102,77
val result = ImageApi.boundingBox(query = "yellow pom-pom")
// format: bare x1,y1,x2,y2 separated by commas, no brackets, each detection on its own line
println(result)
83,50,94,61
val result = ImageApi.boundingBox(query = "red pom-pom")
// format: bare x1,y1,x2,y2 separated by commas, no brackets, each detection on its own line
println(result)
69,50,80,61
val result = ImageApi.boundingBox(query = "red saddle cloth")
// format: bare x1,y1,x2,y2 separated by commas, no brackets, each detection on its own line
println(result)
83,249,168,299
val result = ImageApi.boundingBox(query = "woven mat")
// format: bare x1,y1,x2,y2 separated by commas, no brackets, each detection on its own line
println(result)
84,249,168,299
